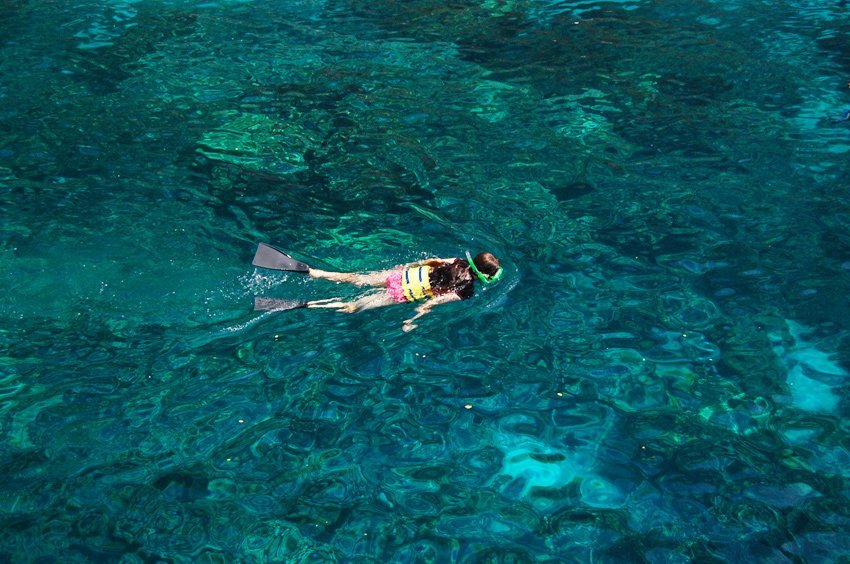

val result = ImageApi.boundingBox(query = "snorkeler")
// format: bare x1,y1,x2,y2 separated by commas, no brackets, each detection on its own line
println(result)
251,242,503,332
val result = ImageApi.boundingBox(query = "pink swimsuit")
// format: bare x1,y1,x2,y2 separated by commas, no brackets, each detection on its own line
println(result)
385,271,407,303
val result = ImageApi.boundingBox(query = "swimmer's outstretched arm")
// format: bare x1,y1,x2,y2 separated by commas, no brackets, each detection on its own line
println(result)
403,257,454,269
310,258,454,286
402,293,461,332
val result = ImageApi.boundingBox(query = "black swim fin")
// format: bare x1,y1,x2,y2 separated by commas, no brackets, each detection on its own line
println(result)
254,297,309,311
252,242,310,272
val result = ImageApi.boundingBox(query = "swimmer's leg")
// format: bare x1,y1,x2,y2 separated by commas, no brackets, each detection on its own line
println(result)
347,292,397,312
307,292,396,313
306,297,348,309
309,268,397,287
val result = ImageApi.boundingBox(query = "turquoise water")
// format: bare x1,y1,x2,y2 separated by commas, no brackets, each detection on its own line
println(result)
2,0,850,560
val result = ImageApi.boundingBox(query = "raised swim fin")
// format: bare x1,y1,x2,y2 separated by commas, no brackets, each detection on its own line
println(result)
252,242,310,272
254,297,309,311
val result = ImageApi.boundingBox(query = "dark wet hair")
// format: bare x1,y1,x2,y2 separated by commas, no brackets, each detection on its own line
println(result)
472,252,501,278
430,259,472,294
429,253,501,299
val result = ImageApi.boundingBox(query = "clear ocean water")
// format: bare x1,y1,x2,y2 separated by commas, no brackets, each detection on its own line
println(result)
1,0,849,561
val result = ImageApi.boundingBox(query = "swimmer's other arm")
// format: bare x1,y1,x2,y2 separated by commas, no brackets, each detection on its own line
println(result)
401,258,454,269
402,293,461,332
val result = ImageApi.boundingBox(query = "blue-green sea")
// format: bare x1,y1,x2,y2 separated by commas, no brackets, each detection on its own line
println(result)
2,0,850,561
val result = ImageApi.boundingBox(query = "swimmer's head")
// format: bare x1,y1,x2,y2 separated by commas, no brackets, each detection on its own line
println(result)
466,251,503,284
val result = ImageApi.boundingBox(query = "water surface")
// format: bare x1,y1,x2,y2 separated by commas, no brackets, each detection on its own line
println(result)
1,0,849,560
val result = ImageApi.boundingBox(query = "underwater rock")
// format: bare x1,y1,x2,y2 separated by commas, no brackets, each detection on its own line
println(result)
745,482,818,508
579,475,627,509
492,437,582,497
68,7,197,93
771,320,847,413
198,113,320,176
551,181,594,201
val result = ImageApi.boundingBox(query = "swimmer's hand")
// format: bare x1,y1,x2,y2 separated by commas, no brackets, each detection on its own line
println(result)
401,293,461,332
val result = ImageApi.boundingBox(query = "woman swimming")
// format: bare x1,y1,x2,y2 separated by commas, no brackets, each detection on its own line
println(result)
252,243,503,332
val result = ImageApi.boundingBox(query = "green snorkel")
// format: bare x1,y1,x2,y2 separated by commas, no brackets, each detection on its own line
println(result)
466,251,504,284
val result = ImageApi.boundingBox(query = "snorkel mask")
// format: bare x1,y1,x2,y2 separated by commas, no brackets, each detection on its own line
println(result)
466,251,504,284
